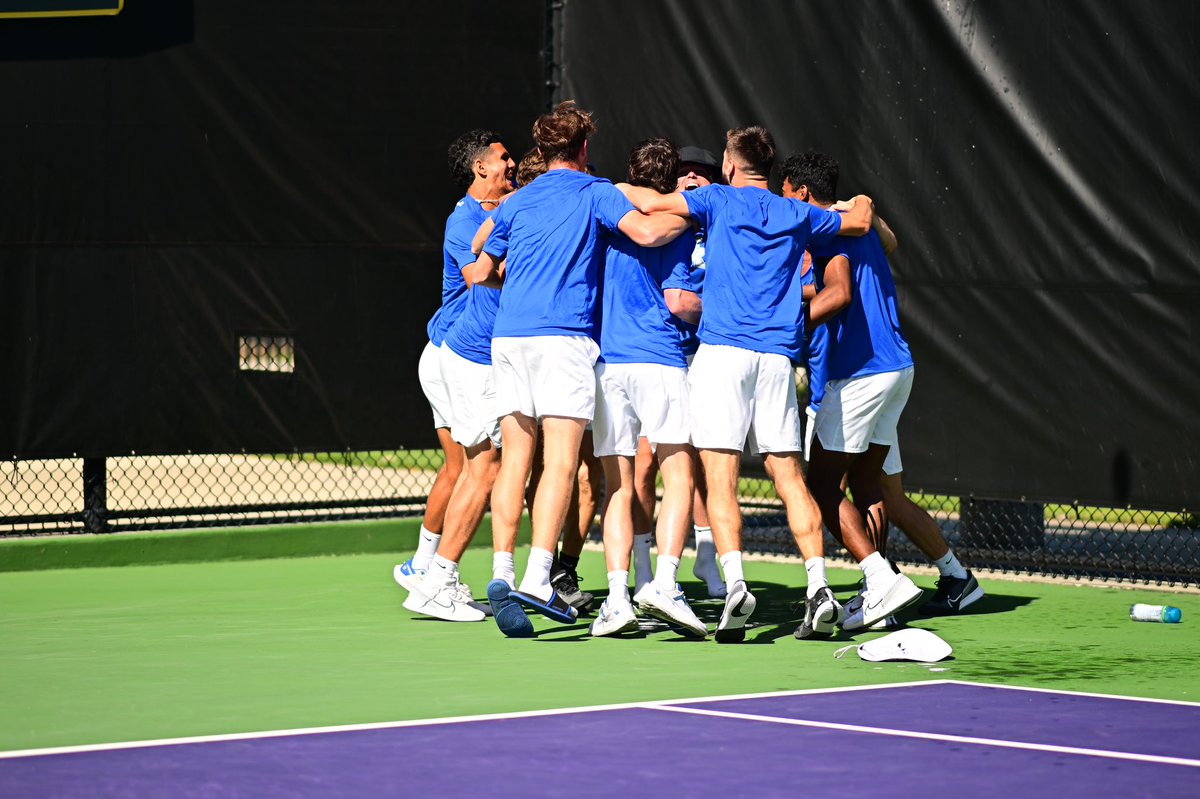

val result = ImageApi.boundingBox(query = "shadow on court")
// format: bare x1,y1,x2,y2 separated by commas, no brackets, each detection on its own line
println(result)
527,579,1035,644
682,580,1035,644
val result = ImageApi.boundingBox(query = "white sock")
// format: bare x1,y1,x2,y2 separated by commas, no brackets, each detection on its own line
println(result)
633,533,654,591
719,550,744,592
692,526,724,593
654,555,680,590
608,570,631,604
492,551,516,589
804,557,828,598
861,551,893,591
693,527,718,570
428,553,458,588
413,527,441,571
518,547,556,601
934,549,969,580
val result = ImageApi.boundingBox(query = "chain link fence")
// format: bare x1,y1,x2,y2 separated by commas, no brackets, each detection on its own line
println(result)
1,451,439,535
734,480,1198,587
2,451,1194,586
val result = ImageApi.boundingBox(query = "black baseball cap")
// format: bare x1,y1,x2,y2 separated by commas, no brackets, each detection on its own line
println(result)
678,146,718,168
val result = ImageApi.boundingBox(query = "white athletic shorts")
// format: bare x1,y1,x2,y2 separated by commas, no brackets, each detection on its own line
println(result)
688,343,803,454
439,345,502,450
882,439,903,476
492,335,599,421
593,361,691,457
815,366,915,454
418,340,452,430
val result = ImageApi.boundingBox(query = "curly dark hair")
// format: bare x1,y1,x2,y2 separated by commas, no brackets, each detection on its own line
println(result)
628,137,679,194
779,150,839,203
447,129,502,191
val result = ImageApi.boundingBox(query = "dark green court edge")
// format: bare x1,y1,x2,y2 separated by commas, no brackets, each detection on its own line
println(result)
1,518,1196,753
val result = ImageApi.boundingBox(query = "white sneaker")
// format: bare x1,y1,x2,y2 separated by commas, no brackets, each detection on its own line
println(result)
715,580,756,643
589,598,640,637
404,578,486,622
634,583,707,638
841,572,923,631
844,585,866,616
393,559,425,593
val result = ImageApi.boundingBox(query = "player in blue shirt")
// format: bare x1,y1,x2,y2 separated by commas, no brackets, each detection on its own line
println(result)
783,150,926,631
783,153,983,623
590,137,707,638
396,130,514,621
630,145,725,602
468,149,604,617
620,126,874,642
468,102,691,636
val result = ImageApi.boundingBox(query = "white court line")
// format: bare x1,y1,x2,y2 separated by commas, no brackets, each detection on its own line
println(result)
944,679,1200,708
3,679,1194,762
651,704,1200,769
0,679,943,761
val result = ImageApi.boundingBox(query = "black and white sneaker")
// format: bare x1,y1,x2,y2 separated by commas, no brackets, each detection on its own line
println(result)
919,571,984,615
715,580,756,643
550,563,595,615
794,586,843,640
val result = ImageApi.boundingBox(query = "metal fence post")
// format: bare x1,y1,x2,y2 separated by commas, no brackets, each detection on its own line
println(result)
82,457,109,534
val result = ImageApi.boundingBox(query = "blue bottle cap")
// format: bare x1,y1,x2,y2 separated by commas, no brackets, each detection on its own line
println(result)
1164,606,1182,623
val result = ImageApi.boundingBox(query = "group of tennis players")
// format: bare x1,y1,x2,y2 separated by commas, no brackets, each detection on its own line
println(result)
393,101,984,642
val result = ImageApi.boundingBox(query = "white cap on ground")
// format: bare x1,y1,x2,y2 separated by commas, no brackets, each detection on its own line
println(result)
834,628,953,663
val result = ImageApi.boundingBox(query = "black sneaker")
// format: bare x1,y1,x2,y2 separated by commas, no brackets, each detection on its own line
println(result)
794,586,843,640
919,571,984,615
551,564,595,615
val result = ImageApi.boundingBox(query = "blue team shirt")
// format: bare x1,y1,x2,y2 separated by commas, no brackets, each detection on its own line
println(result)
600,233,696,366
682,185,842,363
427,195,489,345
808,229,913,381
484,169,634,339
443,284,502,366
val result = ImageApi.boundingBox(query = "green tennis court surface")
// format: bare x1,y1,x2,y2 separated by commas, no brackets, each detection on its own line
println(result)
1,519,1196,753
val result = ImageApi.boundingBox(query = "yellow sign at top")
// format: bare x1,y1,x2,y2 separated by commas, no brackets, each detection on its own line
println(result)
0,0,123,19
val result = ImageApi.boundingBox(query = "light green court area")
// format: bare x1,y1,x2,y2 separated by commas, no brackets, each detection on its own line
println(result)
1,519,1197,753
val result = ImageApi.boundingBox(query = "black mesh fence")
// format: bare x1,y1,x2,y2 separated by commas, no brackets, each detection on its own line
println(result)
734,484,1198,588
2,451,1195,587
1,452,439,535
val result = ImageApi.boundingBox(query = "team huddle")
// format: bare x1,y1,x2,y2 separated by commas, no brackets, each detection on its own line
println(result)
395,101,984,642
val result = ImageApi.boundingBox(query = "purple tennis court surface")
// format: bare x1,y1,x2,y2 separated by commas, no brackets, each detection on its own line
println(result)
2,681,1198,798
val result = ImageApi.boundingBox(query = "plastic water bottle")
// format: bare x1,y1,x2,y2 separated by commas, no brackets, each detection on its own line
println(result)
1129,604,1182,623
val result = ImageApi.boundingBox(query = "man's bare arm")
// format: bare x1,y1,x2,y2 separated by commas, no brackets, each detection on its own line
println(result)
617,210,691,248
616,184,691,217
470,217,496,255
872,212,898,255
664,288,702,325
465,251,505,289
835,194,875,237
804,255,852,327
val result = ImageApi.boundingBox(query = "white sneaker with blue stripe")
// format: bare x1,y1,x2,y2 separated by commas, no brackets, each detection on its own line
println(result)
393,558,425,594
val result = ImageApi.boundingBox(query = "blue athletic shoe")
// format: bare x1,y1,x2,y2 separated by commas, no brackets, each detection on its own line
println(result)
510,588,579,624
487,579,534,638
